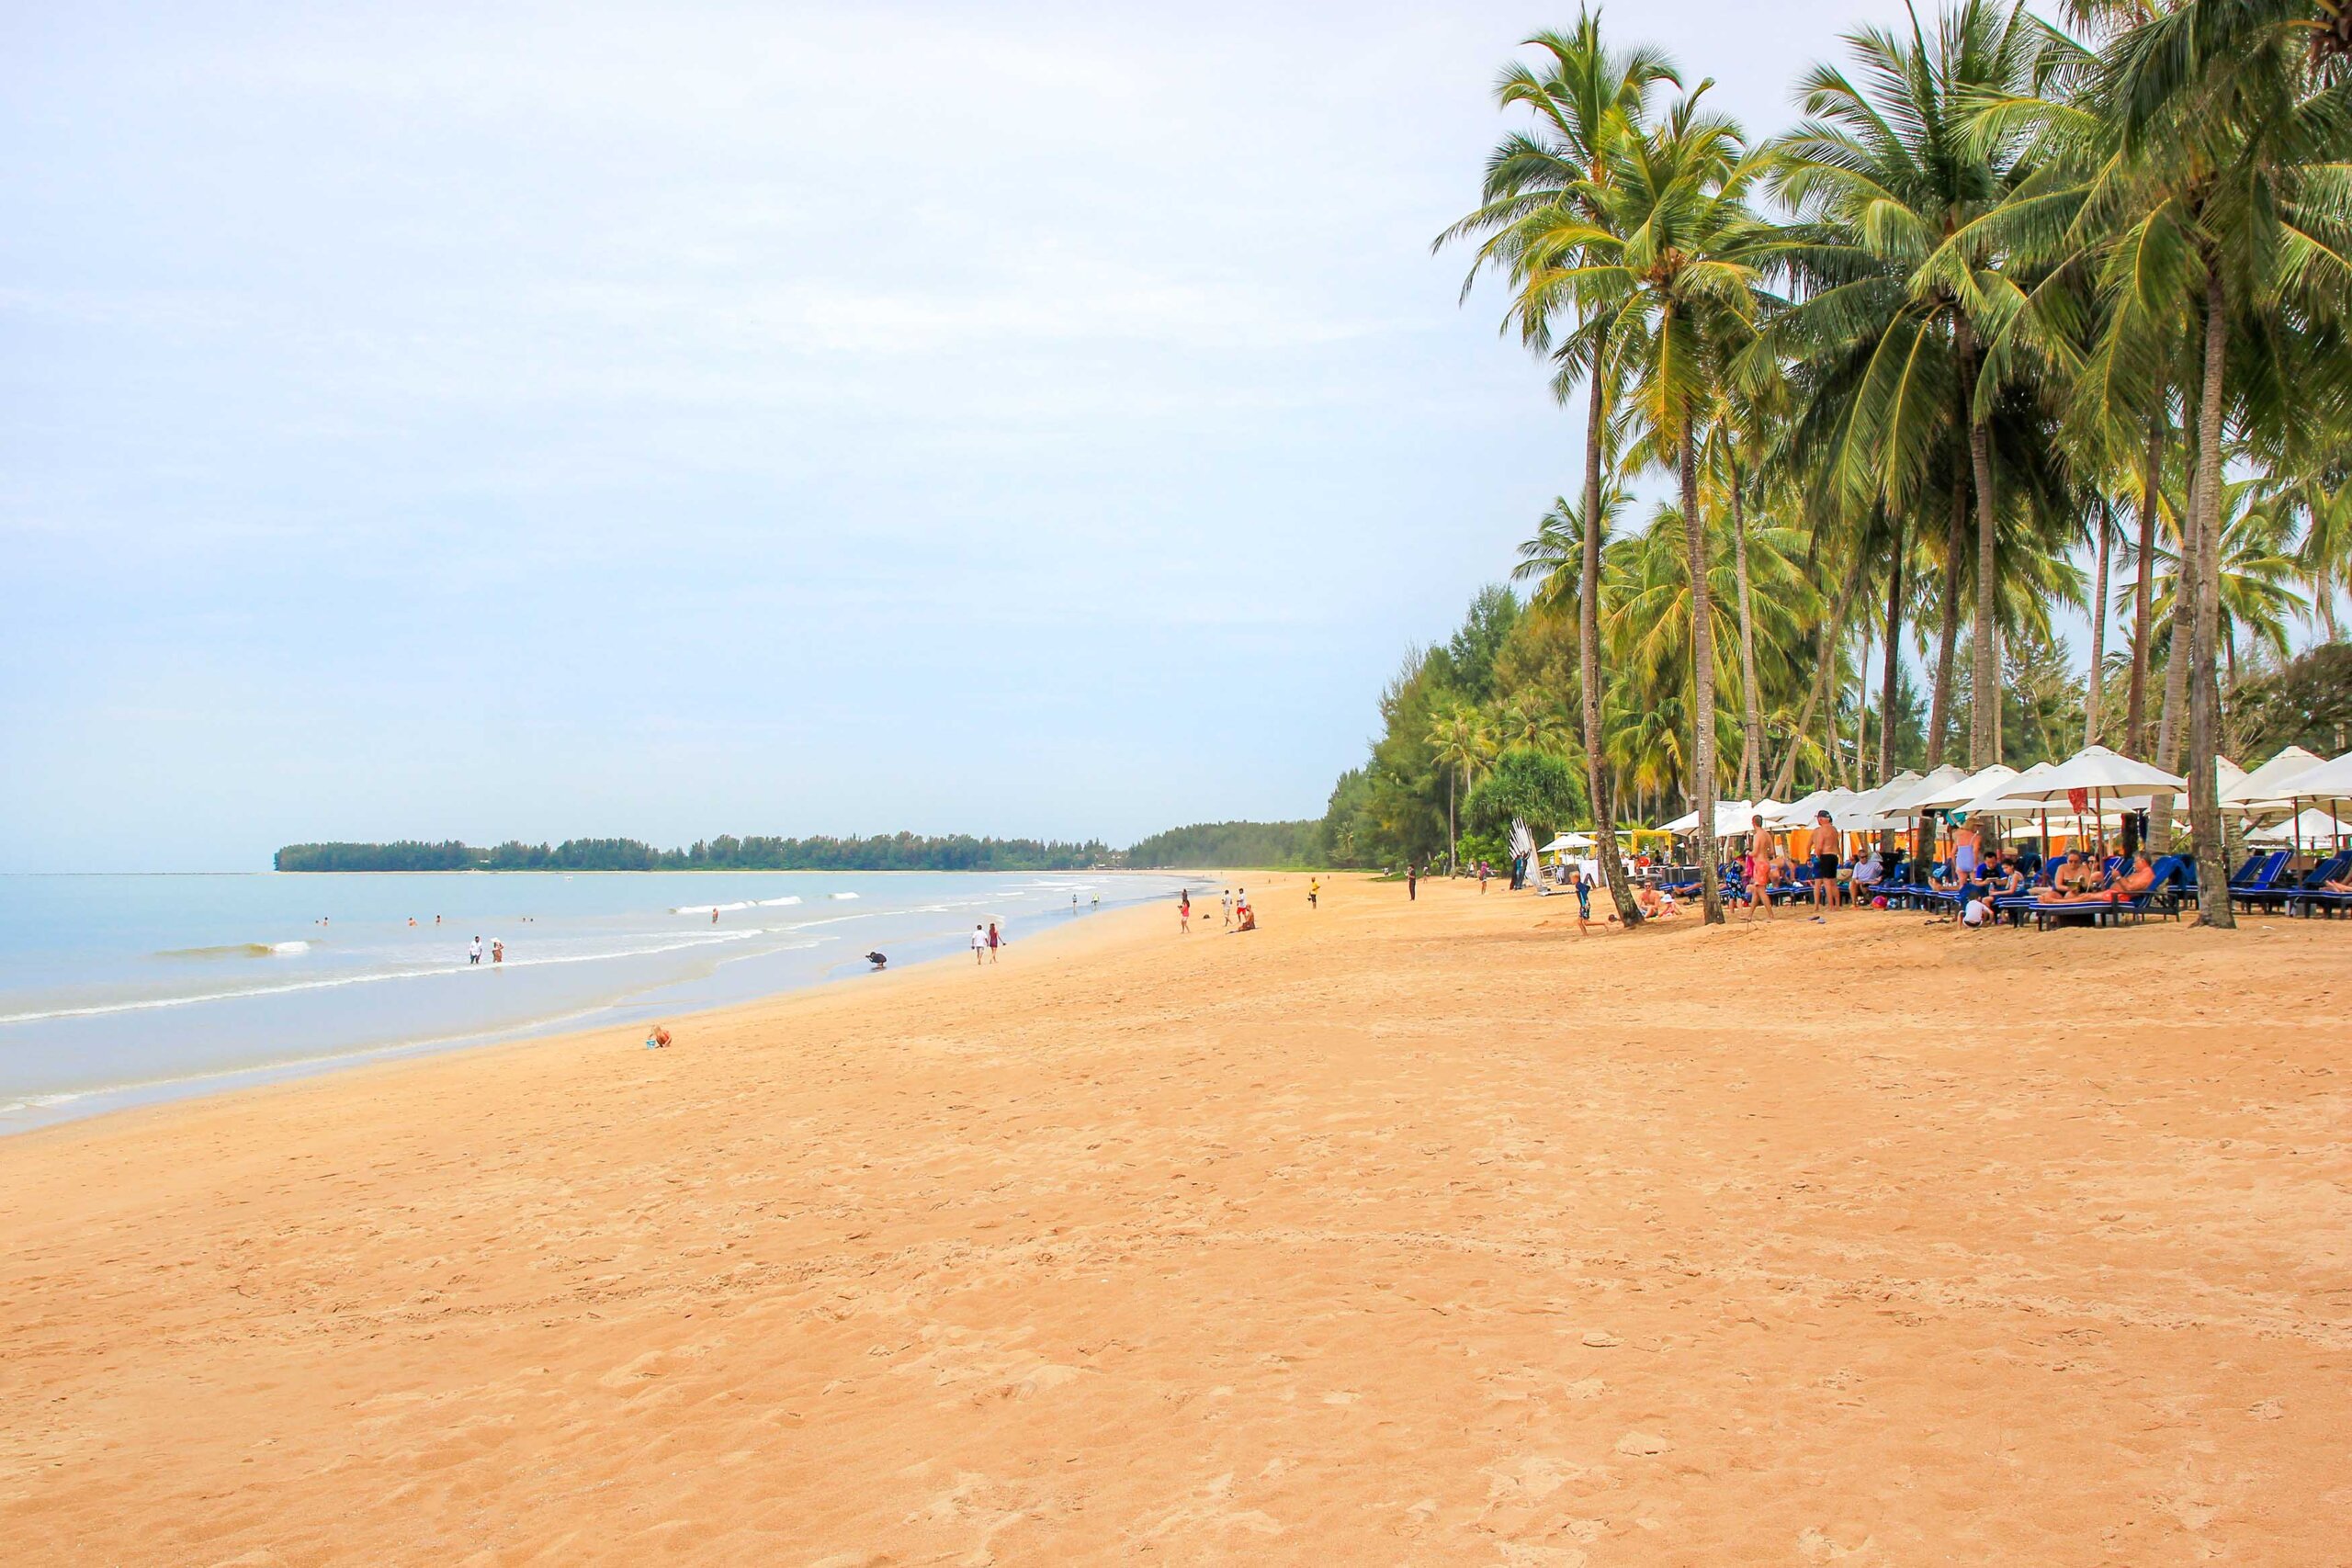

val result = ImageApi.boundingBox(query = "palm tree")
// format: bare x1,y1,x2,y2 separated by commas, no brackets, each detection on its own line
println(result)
1442,13,1678,929
1769,0,2059,772
1571,91,1774,922
1426,703,1495,876
1974,0,2352,923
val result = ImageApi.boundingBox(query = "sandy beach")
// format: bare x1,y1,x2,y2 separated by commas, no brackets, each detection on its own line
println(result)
3,874,2347,1564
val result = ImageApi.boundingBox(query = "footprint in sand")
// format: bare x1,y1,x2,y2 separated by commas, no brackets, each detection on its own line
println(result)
1612,1431,1670,1457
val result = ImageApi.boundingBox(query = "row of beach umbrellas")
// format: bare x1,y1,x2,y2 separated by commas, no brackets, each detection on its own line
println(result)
1650,742,2352,852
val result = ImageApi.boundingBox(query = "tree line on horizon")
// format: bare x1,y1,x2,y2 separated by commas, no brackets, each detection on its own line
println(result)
275,820,1332,874
1319,0,2350,927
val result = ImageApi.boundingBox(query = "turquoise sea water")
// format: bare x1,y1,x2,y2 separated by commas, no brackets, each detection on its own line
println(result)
0,870,1191,1133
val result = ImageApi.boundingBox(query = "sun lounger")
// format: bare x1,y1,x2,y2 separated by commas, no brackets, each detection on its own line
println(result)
2271,853,2351,917
2227,851,2291,912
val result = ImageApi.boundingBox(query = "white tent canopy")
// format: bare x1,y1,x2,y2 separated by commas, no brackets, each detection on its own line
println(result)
2248,807,2351,845
2270,748,2352,812
1767,788,1861,829
2224,745,2329,811
2007,745,2185,802
1539,832,1596,852
1658,798,1785,838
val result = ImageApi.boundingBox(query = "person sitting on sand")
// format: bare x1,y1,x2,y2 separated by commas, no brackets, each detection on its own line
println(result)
2041,851,2156,906
644,1024,673,1050
1234,897,1257,932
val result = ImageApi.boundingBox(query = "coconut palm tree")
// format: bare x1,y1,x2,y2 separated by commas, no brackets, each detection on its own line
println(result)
1968,0,2352,923
1768,0,2061,773
1441,14,1678,929
1426,703,1496,876
1566,91,1775,922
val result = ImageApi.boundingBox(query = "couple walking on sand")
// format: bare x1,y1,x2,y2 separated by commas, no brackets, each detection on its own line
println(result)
969,921,1002,964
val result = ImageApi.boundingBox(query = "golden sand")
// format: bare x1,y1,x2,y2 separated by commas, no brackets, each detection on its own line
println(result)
3,874,2346,1564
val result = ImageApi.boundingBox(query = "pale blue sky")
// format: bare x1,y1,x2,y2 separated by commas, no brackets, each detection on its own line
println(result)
8,0,1992,871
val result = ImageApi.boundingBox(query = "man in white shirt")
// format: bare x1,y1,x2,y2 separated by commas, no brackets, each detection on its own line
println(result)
468,936,482,965
1852,852,1883,903
971,924,988,964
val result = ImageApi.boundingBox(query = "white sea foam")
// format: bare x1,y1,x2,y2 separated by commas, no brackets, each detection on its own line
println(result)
828,891,860,899
270,940,311,954
0,929,766,1026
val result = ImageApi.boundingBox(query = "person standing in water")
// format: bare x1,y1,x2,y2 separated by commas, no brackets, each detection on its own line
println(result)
491,939,504,964
468,936,482,965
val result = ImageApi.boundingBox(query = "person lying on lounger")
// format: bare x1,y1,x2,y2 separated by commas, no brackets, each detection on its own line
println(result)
2039,852,2155,906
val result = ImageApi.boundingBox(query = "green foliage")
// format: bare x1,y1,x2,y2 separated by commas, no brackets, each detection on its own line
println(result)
1464,747,1588,838
275,840,474,873
1125,821,1324,869
277,834,1113,874
2227,643,2352,759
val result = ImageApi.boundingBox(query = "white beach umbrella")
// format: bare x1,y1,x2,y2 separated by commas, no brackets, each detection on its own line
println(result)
1657,807,1701,835
1957,761,2053,818
1878,764,1968,815
2220,745,2326,811
1768,788,1857,829
2270,749,2352,814
2007,745,2186,802
2247,807,2351,845
1918,763,2018,811
1827,771,1922,833
1540,831,1597,852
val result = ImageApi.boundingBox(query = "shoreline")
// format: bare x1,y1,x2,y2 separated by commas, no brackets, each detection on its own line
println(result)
0,870,1210,1139
8,875,2343,1561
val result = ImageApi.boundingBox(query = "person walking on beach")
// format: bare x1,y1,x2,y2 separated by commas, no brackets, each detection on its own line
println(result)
1570,865,1590,922
1407,864,1418,901
1222,889,1233,929
1180,891,1191,932
1477,861,1490,894
468,936,482,965
1308,877,1319,910
971,924,988,965
987,920,1001,963
1744,818,1775,921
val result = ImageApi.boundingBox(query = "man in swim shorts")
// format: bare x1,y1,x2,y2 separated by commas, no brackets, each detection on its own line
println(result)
1810,809,1840,914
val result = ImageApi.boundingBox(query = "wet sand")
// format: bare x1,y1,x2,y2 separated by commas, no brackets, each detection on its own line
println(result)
3,874,2346,1564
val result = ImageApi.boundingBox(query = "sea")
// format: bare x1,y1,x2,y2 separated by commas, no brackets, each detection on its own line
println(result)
0,869,1195,1134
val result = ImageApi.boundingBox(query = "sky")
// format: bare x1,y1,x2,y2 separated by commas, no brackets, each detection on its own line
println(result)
6,0,1973,872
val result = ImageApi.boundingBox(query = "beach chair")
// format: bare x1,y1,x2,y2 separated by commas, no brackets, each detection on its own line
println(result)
2226,851,2291,912
2030,859,2168,931
2267,853,2351,917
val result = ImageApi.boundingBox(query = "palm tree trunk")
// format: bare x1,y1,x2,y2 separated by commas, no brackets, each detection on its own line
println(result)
2152,377,2203,849
2188,263,2233,928
1770,557,1867,798
1879,513,1906,783
1730,473,1764,799
1578,344,1641,929
1679,403,1723,925
1928,476,1966,765
2125,416,2162,755
1959,322,1999,770
1992,626,2004,761
1854,620,1871,789
1447,767,1458,878
2086,499,2111,746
